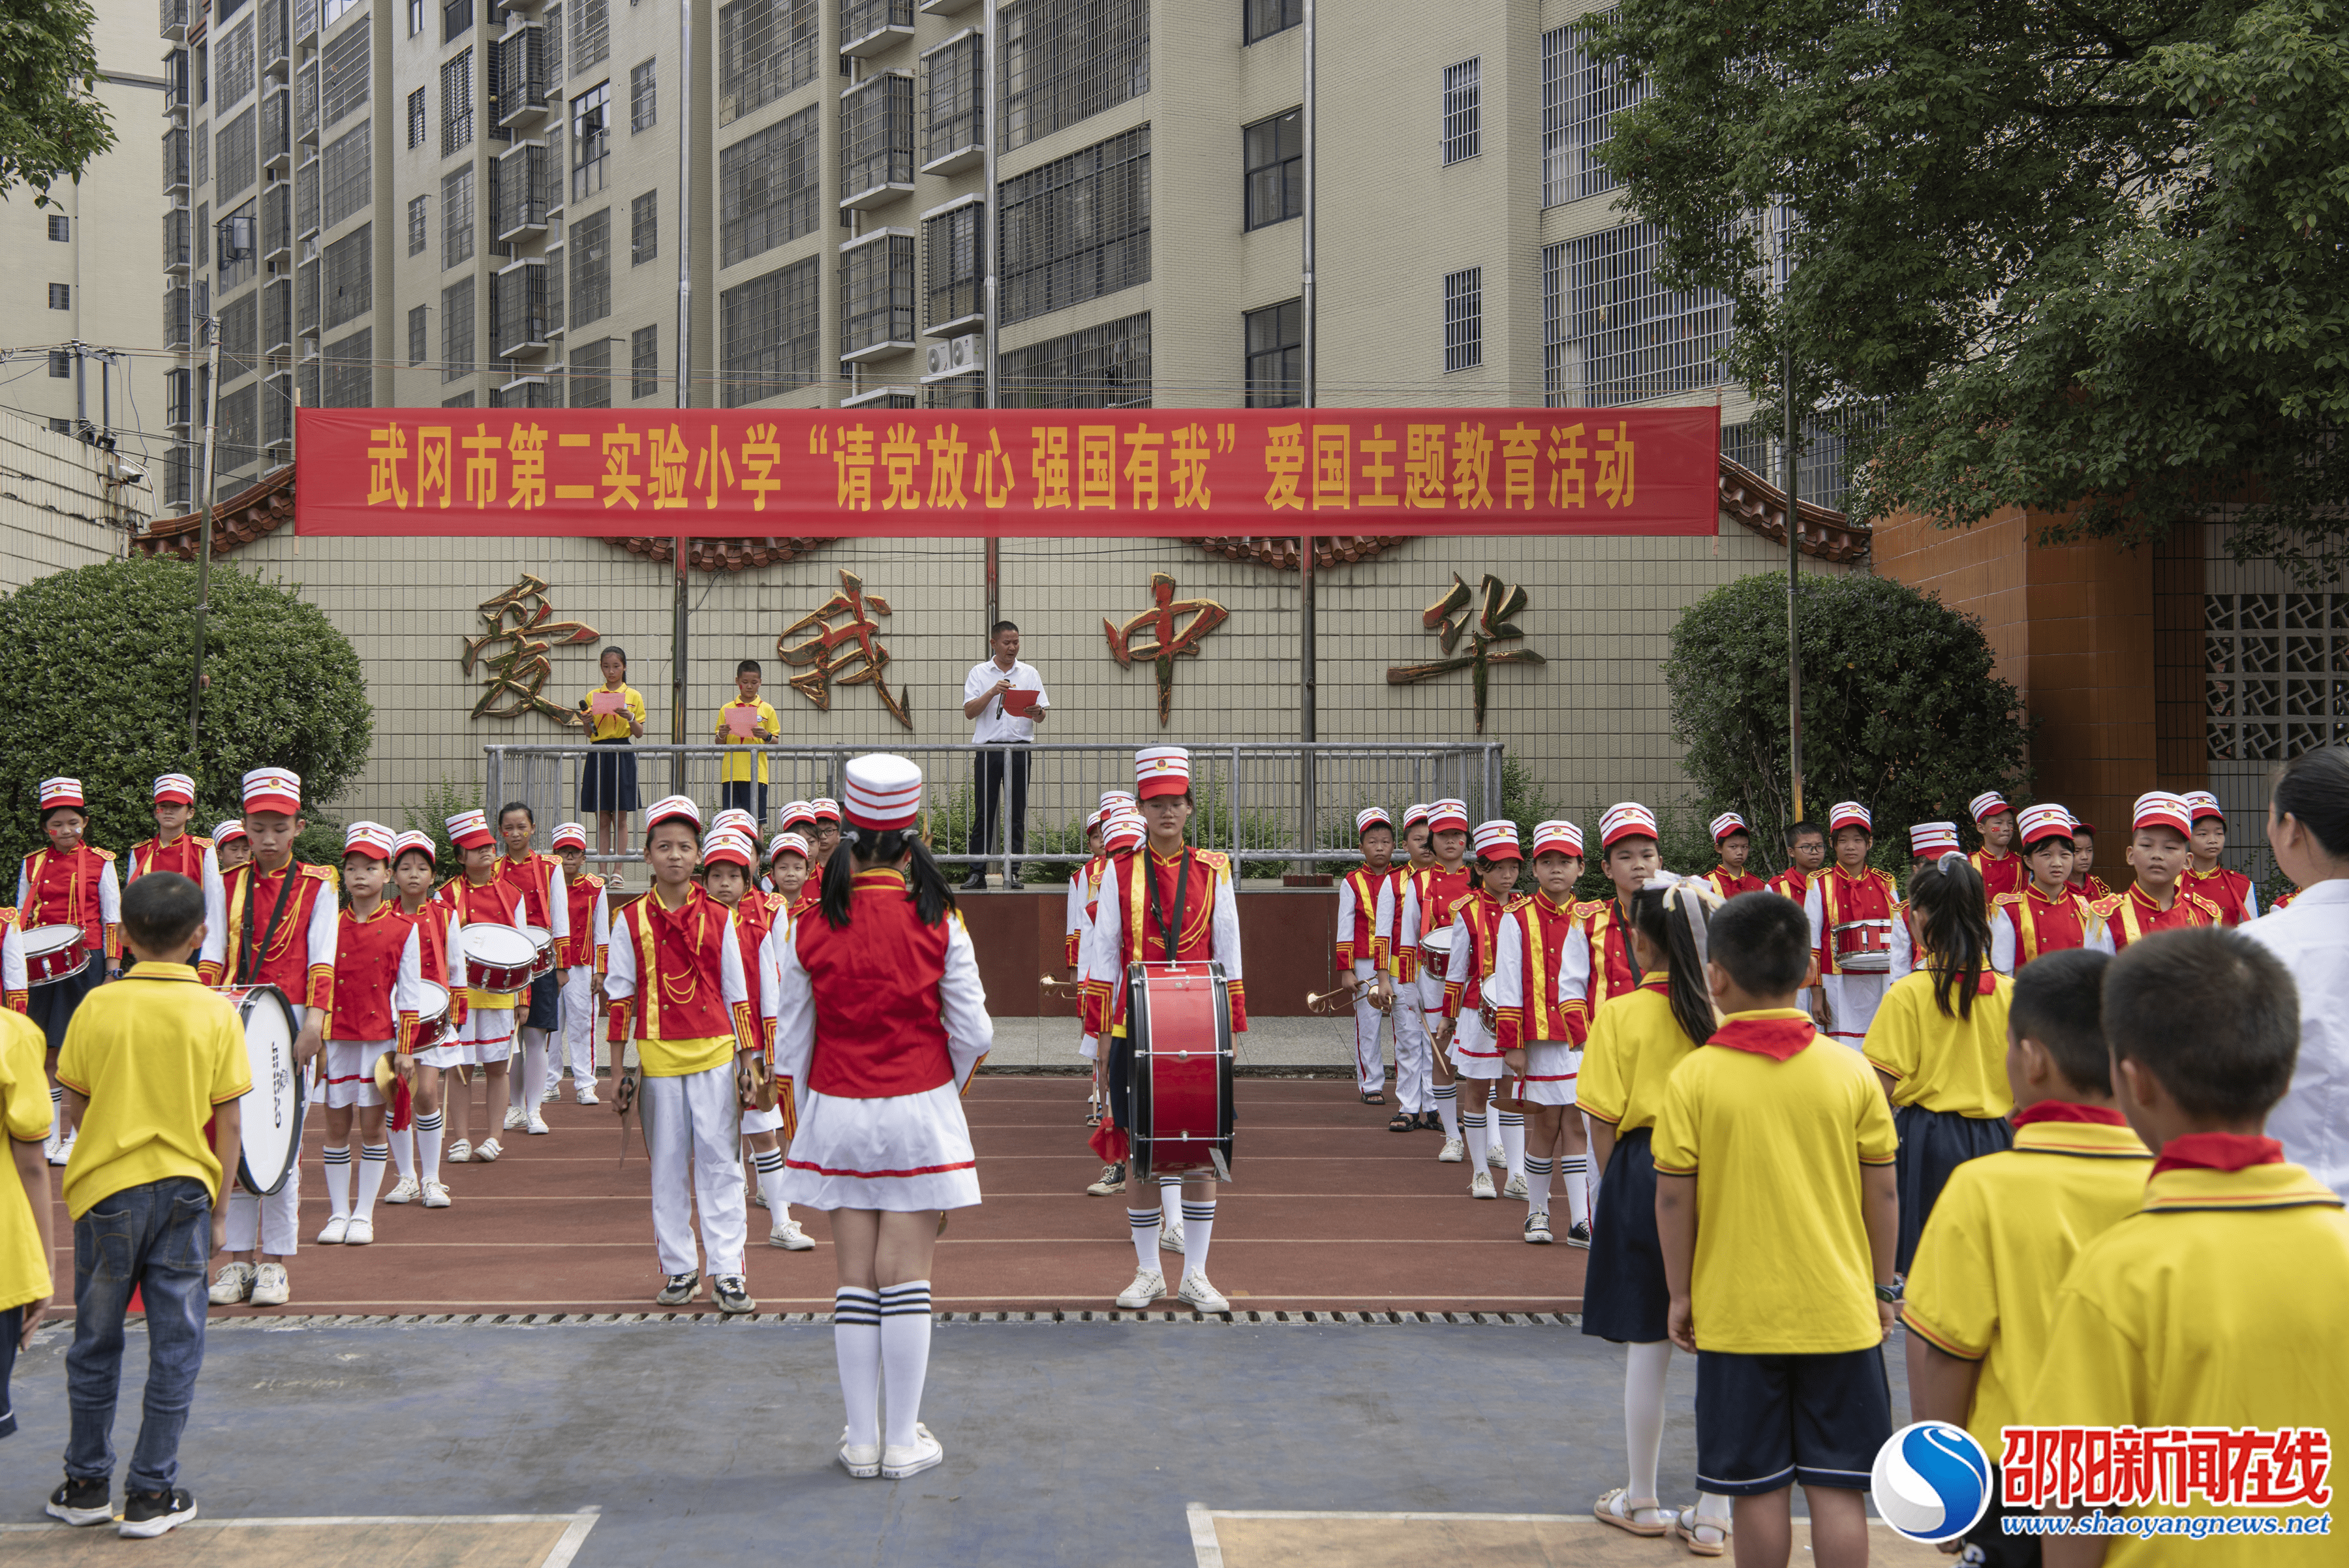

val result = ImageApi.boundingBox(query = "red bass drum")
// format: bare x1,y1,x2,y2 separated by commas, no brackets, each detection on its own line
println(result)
1124,960,1236,1179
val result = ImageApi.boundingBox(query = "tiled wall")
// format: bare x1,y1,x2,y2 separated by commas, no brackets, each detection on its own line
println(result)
0,416,145,591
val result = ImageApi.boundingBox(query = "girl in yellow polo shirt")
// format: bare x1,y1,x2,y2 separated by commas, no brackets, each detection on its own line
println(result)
577,646,647,880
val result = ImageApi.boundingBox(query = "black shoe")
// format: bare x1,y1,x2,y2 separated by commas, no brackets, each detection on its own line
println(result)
713,1274,756,1315
655,1272,699,1306
46,1477,111,1527
960,874,988,891
1567,1221,1592,1249
117,1486,197,1539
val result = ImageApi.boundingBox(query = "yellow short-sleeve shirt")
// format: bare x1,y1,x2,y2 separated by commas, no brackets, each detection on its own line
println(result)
1862,970,2016,1118
583,683,646,742
0,1011,55,1312
1650,1009,1900,1355
1899,1115,2151,1455
2025,1161,2349,1563
1576,981,1700,1134
54,964,252,1217
716,697,782,783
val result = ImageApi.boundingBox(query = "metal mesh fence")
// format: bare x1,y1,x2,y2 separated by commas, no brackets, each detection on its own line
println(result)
720,254,820,407
998,123,1149,326
1543,222,1732,407
998,311,1149,409
719,103,820,268
1000,0,1148,153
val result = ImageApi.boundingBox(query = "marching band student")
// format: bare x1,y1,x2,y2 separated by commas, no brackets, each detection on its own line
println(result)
2179,789,2258,924
1336,808,1398,1111
1437,822,1526,1201
2065,818,2112,902
22,779,122,1163
769,831,818,920
439,811,527,1166
2096,792,2222,950
1862,854,2016,1274
705,828,807,1250
384,832,461,1208
1967,790,2027,904
1388,803,1439,1132
604,795,763,1314
202,768,337,1309
1580,874,1734,1552
1082,746,1248,1314
1804,803,1900,1049
1402,799,1475,1160
1081,812,1146,1199
549,823,609,1106
1767,820,1825,902
1993,805,2114,968
1490,820,1593,1244
211,821,249,878
1703,813,1766,899
1584,804,1667,1014
1888,822,1961,981
1062,811,1106,1129
769,802,818,893
125,775,225,951
807,798,844,874
769,754,992,1481
4,909,26,1013
315,823,424,1248
495,804,568,1133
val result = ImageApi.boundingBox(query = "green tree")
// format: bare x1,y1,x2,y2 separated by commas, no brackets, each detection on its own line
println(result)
1594,0,2349,578
0,559,372,866
1,0,116,207
1663,574,2030,873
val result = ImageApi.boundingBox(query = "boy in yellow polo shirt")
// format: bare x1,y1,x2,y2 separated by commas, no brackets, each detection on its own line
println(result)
1,1002,55,1443
2026,929,2348,1565
1902,948,2152,1566
715,659,781,829
44,872,247,1539
1653,891,1899,1568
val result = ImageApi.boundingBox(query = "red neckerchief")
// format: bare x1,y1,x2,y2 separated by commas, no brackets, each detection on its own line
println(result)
1920,967,2001,997
2151,1131,2284,1178
1638,976,1672,994
1707,1013,1815,1061
2011,1101,2128,1129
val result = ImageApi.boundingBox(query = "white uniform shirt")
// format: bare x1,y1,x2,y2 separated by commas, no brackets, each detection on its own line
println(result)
2245,879,2349,1199
964,657,1049,745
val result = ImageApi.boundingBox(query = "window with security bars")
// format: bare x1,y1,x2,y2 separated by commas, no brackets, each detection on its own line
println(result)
495,144,550,238
570,338,611,407
217,385,258,470
443,277,475,380
323,123,370,228
546,5,564,86
1243,108,1300,230
218,109,258,200
261,85,291,169
324,328,371,405
444,166,476,268
924,202,981,327
720,255,820,406
324,221,371,328
630,324,658,396
440,391,476,408
923,33,983,164
220,198,260,290
48,352,69,379
262,184,291,262
1245,0,1300,44
570,208,611,324
1000,0,1148,153
2204,594,2349,762
547,243,564,331
219,293,259,382
999,311,1149,408
408,86,427,148
297,256,315,332
1244,298,1300,407
1541,223,1731,405
842,233,915,354
720,105,820,268
631,190,657,264
321,22,368,128
296,159,319,237
840,74,914,200
492,261,549,356
717,0,818,127
409,194,429,254
219,19,256,106
298,61,319,140
573,84,610,200
445,0,472,42
410,303,428,365
1442,59,1479,164
1541,18,1645,208
998,124,1149,326
572,0,608,76
1442,267,1481,372
264,372,294,446
631,59,656,131
1718,410,1880,514
444,51,475,154
196,202,211,268
927,380,982,410
843,0,912,49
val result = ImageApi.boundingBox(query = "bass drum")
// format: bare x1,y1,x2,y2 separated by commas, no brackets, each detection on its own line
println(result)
224,984,305,1197
1124,960,1235,1179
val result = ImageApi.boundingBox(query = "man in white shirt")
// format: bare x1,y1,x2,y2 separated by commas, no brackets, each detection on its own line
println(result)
960,620,1050,890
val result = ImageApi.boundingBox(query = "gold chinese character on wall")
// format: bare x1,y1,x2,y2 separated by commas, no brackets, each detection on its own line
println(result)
1387,572,1547,733
464,574,602,722
778,568,912,729
1105,572,1231,726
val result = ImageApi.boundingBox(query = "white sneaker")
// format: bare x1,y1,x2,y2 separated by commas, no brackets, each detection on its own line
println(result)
770,1218,816,1251
474,1137,502,1163
1159,1218,1186,1253
540,1084,560,1104
574,1088,599,1106
207,1261,255,1304
422,1181,453,1208
44,1131,66,1167
1177,1272,1231,1313
1486,1143,1508,1169
1503,1173,1529,1200
1524,1210,1554,1244
525,1114,551,1135
504,1106,527,1131
446,1139,473,1163
752,1186,769,1208
838,1429,882,1479
249,1262,290,1307
1438,1136,1465,1163
315,1215,350,1245
880,1423,943,1480
344,1217,375,1245
1470,1170,1497,1199
384,1176,422,1205
1116,1268,1165,1308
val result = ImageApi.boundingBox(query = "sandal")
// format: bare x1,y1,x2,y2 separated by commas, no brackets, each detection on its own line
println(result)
1388,1110,1415,1133
1593,1488,1670,1537
1417,1112,1443,1131
1675,1506,1730,1557
1360,1091,1386,1105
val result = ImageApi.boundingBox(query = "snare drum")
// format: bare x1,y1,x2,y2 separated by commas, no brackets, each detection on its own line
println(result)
22,925,90,986
463,923,538,992
1833,919,1895,974
521,924,555,979
223,984,304,1197
1124,961,1235,1178
410,979,453,1052
1417,924,1455,983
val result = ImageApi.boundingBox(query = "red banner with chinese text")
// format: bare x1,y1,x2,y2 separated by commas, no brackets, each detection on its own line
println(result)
294,406,1721,538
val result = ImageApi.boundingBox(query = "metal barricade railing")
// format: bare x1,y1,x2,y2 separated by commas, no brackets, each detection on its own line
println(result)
484,742,1505,883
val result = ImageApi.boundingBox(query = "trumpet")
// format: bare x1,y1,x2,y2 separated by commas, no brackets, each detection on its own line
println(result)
1306,981,1392,1015
1039,974,1088,998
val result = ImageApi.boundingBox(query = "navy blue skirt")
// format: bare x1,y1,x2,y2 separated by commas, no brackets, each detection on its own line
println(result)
579,737,640,812
1894,1103,2014,1274
1582,1125,1672,1344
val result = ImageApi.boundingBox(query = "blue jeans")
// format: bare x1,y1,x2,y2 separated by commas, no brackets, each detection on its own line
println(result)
65,1177,213,1492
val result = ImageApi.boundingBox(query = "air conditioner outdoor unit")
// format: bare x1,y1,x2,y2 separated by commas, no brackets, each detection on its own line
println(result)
925,341,953,378
948,332,980,372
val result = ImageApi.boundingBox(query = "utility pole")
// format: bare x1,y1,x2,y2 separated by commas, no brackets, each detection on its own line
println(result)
982,0,1000,636
189,319,223,752
671,0,694,794
1782,340,1804,825
1298,0,1318,867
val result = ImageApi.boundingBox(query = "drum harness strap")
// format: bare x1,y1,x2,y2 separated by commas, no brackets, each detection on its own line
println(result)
1146,847,1193,964
238,863,300,987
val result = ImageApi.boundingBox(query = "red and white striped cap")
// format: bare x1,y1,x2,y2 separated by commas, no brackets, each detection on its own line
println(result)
1599,802,1658,849
152,773,197,806
343,821,395,861
701,829,756,870
778,800,816,833
551,822,589,851
1099,790,1136,815
2182,790,2225,823
1908,820,1962,857
1708,810,1749,844
1135,746,1191,801
1473,820,1523,861
1968,790,2012,823
713,808,758,839
1356,806,1394,835
1402,802,1432,831
445,808,496,850
768,831,811,863
1427,798,1470,833
2070,816,2098,837
844,754,924,831
809,797,842,823
2018,804,2074,848
1828,801,1873,834
1103,814,1145,853
2133,791,2192,837
214,818,250,847
38,777,85,812
391,829,436,863
645,795,701,835
243,767,302,816
1531,819,1584,858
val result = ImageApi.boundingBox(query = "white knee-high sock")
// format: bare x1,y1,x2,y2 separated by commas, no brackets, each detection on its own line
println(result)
1179,1199,1215,1277
50,1084,63,1142
389,1121,415,1181
1498,1110,1526,1183
1625,1340,1674,1505
1434,1081,1460,1141
878,1280,933,1451
417,1109,444,1186
1128,1207,1161,1269
513,1034,549,1111
752,1147,787,1218
355,1144,388,1220
1524,1154,1555,1215
322,1144,352,1219
1562,1154,1591,1228
1461,1107,1487,1166
1158,1174,1182,1220
834,1287,882,1448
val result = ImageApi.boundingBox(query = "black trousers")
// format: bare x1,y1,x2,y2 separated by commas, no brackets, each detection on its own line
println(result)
967,744,1030,875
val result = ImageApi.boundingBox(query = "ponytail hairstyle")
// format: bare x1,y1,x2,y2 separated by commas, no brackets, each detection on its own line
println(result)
1910,851,1990,1020
2272,745,2349,859
1629,876,1721,1049
819,823,957,930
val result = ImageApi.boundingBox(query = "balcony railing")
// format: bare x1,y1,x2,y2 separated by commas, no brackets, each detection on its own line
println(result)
162,127,189,192
264,278,294,356
495,23,549,126
164,286,192,351
163,208,191,273
493,259,551,358
494,141,549,239
840,0,914,57
262,87,293,171
161,0,189,40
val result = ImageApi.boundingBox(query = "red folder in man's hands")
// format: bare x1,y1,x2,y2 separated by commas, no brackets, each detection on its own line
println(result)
1002,689,1039,716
